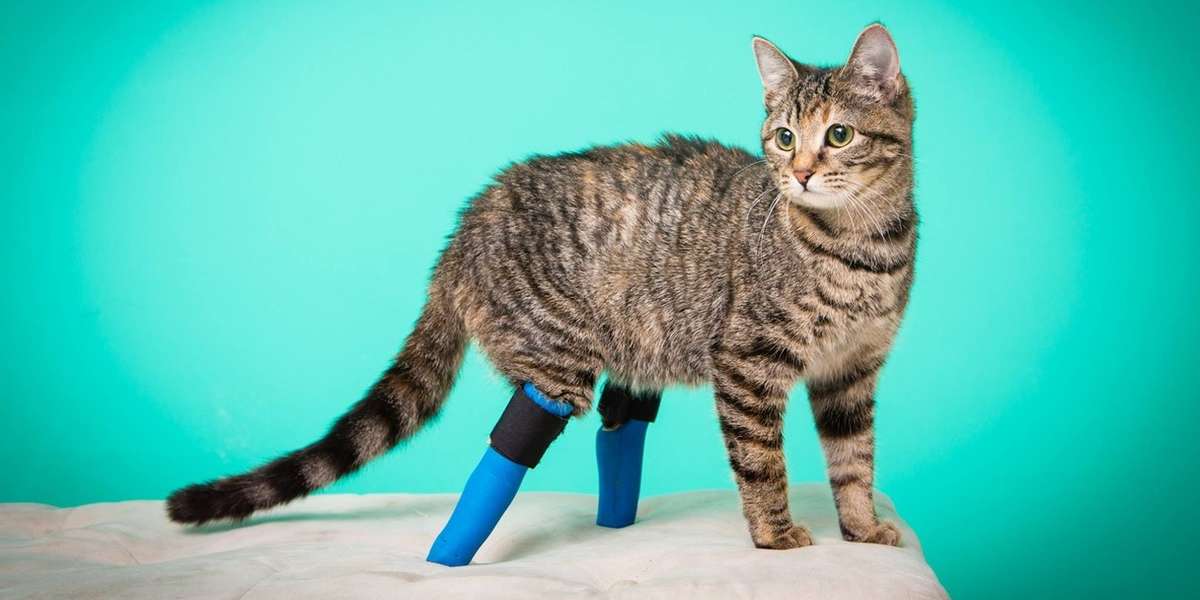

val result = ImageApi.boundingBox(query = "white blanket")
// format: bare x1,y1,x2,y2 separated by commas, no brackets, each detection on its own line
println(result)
0,485,946,599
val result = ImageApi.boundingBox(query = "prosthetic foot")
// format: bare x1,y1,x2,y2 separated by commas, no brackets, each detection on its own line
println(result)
426,382,572,566
595,383,662,528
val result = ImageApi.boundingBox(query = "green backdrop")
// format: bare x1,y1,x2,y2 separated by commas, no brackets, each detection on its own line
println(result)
3,1,1198,597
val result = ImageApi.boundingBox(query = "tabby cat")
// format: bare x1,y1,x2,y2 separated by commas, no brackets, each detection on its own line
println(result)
168,24,916,550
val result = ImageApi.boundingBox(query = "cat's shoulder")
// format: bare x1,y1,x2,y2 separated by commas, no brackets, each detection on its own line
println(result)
653,134,756,166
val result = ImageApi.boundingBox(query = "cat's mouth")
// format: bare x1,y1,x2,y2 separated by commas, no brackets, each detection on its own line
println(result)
788,189,845,210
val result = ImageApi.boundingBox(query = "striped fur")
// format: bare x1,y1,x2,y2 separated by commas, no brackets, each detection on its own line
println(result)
168,25,916,550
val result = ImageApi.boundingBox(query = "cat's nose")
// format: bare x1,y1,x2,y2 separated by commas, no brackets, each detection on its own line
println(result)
793,169,813,186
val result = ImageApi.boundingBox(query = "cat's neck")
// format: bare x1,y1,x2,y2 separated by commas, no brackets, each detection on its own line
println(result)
778,195,916,273
787,199,914,241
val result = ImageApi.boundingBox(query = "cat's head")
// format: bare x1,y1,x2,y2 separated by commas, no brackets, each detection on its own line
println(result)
752,25,913,213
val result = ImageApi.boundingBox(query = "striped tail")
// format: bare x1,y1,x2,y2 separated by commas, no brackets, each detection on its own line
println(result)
166,291,467,525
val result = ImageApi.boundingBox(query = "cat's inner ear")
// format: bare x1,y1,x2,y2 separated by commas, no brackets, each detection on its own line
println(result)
843,24,902,102
752,37,798,103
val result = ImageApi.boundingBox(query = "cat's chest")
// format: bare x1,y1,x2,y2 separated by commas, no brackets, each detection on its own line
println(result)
783,258,911,349
816,259,907,313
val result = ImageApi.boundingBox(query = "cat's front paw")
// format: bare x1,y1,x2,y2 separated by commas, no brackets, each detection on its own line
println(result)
842,520,902,546
753,524,814,550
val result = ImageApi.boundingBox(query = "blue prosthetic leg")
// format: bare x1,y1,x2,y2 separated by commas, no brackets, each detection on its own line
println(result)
595,383,662,528
427,382,572,567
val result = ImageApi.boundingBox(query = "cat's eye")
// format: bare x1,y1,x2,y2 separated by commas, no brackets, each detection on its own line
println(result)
774,128,795,151
825,124,854,147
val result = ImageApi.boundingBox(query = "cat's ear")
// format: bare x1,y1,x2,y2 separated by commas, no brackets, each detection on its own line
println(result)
842,24,903,103
752,37,798,104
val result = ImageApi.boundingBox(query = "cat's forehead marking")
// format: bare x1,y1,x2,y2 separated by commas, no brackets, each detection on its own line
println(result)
794,99,833,128
788,71,838,126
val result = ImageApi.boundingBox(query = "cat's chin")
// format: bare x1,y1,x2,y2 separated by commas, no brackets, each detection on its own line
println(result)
789,191,845,210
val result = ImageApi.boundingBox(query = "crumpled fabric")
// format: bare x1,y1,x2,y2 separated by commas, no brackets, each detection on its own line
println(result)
0,485,947,599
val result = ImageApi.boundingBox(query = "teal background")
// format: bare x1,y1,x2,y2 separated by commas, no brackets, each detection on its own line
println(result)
3,0,1198,597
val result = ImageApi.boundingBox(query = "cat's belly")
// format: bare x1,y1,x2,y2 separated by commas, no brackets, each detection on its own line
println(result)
601,345,712,389
593,308,716,389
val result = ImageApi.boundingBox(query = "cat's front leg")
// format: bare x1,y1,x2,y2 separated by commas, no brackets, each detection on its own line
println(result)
807,357,901,546
712,358,811,549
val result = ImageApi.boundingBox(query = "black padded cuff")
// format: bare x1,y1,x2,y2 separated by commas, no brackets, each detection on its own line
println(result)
489,386,569,468
598,383,662,429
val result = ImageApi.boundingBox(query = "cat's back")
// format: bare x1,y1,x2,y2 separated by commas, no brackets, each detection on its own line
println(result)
458,135,757,256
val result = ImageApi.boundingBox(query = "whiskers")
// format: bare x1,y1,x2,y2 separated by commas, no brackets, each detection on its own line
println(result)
841,178,909,239
822,178,866,235
729,158,768,182
746,167,910,270
755,190,785,265
745,184,780,223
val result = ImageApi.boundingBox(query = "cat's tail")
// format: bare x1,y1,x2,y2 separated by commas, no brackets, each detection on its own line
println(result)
166,285,467,525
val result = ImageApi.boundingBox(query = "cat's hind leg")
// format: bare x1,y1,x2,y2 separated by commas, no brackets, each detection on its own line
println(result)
426,381,577,566
426,345,602,566
595,381,662,528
